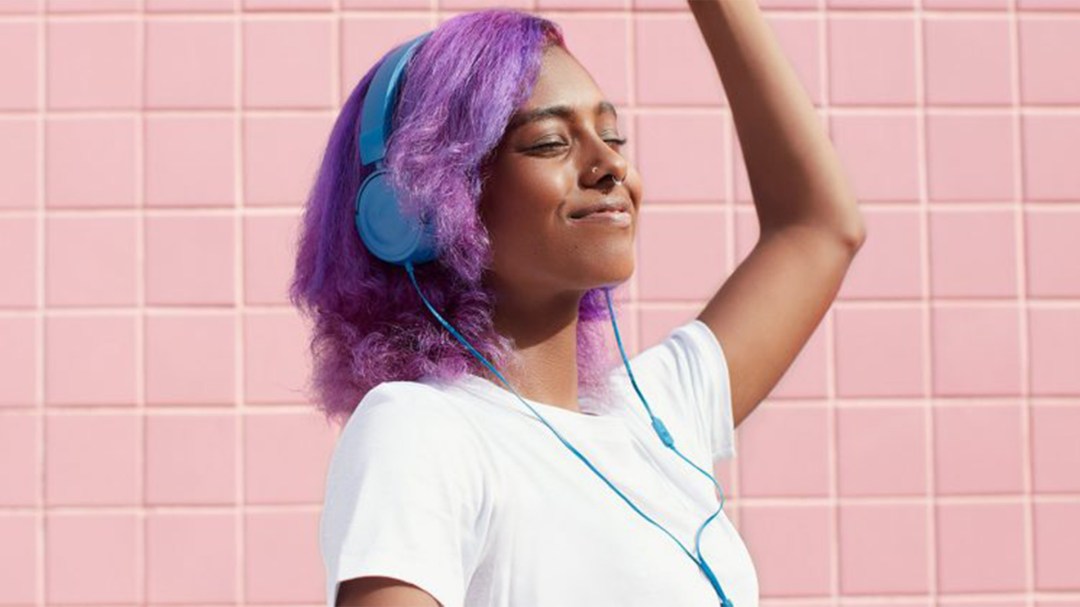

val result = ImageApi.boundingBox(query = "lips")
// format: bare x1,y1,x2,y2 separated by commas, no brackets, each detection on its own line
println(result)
568,199,632,220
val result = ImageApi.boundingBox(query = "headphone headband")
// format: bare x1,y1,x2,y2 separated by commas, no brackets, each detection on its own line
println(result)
358,31,433,168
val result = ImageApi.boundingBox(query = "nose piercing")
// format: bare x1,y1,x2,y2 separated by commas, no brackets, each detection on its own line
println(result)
594,166,624,186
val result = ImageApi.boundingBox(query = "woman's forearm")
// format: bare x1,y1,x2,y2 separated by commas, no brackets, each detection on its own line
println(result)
688,0,865,242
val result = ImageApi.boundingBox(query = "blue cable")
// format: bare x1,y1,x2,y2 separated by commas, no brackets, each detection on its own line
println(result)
404,261,735,607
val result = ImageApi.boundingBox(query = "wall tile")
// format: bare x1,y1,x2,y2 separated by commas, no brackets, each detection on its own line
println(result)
931,305,1022,396
0,318,36,408
635,112,726,203
0,514,37,604
1022,114,1080,201
146,512,238,603
926,113,1015,202
144,215,236,305
145,313,237,405
637,208,727,301
737,406,831,497
0,414,39,506
45,513,139,604
837,406,927,497
1028,308,1080,395
0,22,38,111
145,413,237,505
245,511,323,602
838,208,922,300
828,16,917,106
45,117,138,209
556,13,630,106
243,17,335,109
1025,210,1080,298
835,307,925,398
1033,502,1080,590
242,114,334,206
243,214,300,304
45,412,140,506
0,119,38,209
839,503,929,594
46,216,137,307
936,503,1026,593
635,14,726,107
46,20,139,110
145,115,237,208
740,505,833,597
244,310,311,404
0,217,37,308
933,404,1024,495
146,19,235,109
830,113,920,202
1019,17,1080,105
1031,405,1080,493
928,208,1018,298
45,315,137,406
924,17,1013,106
244,410,337,503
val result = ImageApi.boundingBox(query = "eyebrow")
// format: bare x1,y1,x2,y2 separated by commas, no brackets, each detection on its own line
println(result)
507,100,619,132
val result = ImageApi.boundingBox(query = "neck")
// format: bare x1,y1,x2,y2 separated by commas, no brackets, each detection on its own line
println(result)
483,284,583,412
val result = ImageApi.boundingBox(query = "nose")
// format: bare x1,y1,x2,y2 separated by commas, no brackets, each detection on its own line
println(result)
589,154,629,187
592,166,622,182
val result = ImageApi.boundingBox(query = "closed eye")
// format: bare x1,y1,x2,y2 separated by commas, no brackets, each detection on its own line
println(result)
531,137,629,151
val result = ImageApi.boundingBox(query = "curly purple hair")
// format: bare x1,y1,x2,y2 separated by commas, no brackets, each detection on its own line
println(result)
290,8,621,427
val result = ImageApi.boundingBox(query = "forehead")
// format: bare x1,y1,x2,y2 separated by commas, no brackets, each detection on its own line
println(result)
507,46,617,131
529,46,601,102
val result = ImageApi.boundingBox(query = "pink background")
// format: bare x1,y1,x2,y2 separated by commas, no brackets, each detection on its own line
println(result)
1,0,1079,605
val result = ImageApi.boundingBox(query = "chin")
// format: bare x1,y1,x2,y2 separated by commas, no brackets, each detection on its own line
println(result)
578,257,635,292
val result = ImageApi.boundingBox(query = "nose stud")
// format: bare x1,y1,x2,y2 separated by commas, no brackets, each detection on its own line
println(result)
593,166,624,186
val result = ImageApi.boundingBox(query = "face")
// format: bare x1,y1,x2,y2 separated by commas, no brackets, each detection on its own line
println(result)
477,44,643,303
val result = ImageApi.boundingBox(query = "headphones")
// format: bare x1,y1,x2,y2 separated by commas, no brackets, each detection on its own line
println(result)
354,31,736,607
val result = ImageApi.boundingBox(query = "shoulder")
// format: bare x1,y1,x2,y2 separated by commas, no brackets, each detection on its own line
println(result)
336,379,477,458
354,379,460,414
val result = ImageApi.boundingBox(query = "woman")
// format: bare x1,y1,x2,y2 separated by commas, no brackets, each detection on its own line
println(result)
292,3,865,607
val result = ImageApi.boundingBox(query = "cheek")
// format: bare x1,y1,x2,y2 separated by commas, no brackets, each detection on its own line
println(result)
488,176,566,233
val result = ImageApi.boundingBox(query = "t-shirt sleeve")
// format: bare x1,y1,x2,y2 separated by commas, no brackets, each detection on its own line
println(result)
618,318,737,465
319,382,488,607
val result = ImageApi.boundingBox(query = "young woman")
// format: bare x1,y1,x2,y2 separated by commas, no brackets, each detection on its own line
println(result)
291,4,865,607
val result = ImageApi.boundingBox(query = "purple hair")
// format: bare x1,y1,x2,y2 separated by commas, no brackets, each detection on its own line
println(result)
290,8,619,427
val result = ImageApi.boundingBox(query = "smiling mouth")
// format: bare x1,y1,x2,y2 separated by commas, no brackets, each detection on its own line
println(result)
570,208,626,218
568,202,633,220
568,209,632,226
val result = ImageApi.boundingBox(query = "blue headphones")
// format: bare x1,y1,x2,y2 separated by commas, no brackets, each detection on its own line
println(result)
354,32,736,607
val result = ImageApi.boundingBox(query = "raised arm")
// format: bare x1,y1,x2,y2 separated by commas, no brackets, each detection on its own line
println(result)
687,0,867,429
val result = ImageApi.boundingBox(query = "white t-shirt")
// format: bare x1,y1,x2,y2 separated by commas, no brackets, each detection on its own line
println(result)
320,319,759,607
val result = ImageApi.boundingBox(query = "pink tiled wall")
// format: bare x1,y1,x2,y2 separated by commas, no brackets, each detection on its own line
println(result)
0,0,1077,605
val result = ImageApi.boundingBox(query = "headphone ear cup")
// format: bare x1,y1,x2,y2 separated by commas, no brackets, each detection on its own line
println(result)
355,168,437,266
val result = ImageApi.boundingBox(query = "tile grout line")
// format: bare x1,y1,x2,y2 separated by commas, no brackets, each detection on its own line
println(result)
136,1,147,604
8,104,1080,118
818,0,841,603
35,1,45,606
1,296,1076,318
915,0,937,604
1008,0,1036,603
13,7,1080,20
234,0,245,603
5,198,1079,222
